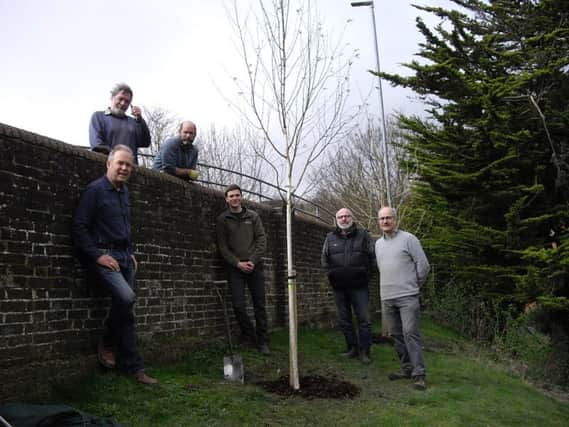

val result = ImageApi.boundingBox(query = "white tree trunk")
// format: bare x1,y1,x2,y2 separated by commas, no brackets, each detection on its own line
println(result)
286,183,299,389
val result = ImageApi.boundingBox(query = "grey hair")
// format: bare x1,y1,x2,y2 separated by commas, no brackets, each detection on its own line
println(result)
108,144,133,162
335,207,353,216
110,82,133,98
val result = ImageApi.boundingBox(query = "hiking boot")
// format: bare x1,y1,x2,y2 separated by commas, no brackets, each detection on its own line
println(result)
359,350,372,365
340,347,358,358
97,341,115,369
388,371,412,381
258,343,271,355
413,375,426,391
134,370,159,385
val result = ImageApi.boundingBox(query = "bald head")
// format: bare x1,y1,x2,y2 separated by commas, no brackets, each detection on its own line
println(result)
178,121,196,144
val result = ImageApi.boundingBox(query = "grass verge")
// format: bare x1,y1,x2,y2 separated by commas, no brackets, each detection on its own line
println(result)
45,319,569,426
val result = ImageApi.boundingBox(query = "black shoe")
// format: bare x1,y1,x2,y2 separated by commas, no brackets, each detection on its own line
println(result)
413,375,426,391
340,347,358,358
388,371,412,381
258,343,271,355
359,350,372,365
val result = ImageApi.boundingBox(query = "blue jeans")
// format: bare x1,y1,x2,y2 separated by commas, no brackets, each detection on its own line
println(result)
91,249,144,373
383,294,425,377
228,265,269,345
333,287,371,352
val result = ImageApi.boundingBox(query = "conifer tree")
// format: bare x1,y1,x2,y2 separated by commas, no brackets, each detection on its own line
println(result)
381,0,569,346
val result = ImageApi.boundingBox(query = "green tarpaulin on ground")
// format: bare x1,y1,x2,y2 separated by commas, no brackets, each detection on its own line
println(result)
0,403,125,427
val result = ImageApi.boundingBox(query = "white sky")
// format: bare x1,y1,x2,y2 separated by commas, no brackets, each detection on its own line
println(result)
0,0,454,147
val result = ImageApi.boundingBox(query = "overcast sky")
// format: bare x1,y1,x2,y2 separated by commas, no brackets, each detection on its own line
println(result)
0,0,454,147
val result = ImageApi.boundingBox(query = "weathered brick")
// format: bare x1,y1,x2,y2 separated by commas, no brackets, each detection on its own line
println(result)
67,309,88,320
4,288,33,299
0,126,345,402
1,300,29,312
1,253,27,266
4,313,32,323
0,323,24,335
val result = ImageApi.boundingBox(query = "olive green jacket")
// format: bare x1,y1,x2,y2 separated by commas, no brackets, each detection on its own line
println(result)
216,207,266,267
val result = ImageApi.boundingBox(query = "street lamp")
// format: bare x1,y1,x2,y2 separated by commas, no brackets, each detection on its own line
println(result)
351,0,392,206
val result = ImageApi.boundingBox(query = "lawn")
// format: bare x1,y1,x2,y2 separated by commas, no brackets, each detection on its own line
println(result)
46,320,569,426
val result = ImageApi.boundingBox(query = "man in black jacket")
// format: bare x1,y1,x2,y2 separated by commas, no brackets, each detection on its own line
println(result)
321,208,375,364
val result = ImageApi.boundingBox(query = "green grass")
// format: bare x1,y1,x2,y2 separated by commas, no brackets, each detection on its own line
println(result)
47,320,569,426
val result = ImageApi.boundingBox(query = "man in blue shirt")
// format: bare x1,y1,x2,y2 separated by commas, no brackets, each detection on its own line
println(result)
152,121,199,180
89,83,151,165
72,145,158,385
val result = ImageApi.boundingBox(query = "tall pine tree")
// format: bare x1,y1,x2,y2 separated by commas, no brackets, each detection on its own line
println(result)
382,0,569,348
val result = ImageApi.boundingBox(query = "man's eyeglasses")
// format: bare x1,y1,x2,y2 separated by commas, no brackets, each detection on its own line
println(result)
378,216,393,221
336,215,352,219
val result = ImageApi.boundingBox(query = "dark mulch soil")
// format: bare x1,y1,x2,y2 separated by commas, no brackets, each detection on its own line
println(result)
258,375,360,399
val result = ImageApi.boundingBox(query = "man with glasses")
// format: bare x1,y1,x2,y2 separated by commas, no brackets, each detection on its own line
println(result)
375,206,430,390
321,208,375,364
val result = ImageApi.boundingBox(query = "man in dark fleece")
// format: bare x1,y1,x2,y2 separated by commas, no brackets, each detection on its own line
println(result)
216,184,270,355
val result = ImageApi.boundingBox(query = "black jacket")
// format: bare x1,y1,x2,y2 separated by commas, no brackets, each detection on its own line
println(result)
321,224,375,289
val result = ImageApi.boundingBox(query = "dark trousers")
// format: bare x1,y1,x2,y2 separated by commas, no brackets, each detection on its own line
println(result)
333,286,372,352
228,265,269,345
91,249,144,373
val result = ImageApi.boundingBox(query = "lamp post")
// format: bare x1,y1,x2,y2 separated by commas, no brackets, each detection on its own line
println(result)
351,0,392,206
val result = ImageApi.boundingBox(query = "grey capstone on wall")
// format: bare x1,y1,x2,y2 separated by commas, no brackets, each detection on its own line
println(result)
0,122,343,401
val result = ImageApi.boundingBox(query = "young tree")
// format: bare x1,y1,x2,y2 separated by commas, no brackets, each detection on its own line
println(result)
227,0,358,388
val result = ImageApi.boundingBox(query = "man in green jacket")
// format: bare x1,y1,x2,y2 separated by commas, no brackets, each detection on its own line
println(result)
216,184,270,354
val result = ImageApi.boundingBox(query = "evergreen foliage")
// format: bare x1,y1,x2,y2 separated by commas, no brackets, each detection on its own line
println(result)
382,0,569,382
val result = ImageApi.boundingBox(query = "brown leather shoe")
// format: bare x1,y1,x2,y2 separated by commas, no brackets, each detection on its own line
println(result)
134,370,159,385
97,341,115,369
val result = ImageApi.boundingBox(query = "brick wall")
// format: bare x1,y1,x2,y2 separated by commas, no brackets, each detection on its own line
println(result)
0,122,373,401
